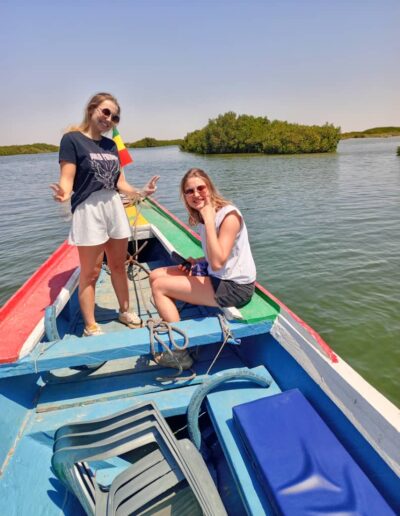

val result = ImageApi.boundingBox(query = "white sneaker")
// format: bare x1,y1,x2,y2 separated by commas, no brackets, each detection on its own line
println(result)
83,323,104,337
118,311,142,328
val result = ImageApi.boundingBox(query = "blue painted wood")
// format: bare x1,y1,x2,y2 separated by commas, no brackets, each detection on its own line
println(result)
0,318,272,378
37,352,246,412
0,374,39,471
206,365,282,516
1,365,254,515
0,420,85,516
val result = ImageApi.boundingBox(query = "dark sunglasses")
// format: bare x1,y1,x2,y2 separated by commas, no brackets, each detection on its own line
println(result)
184,184,207,196
97,107,120,124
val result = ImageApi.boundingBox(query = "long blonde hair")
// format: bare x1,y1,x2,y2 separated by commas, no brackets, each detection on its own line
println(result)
180,168,230,225
65,92,121,133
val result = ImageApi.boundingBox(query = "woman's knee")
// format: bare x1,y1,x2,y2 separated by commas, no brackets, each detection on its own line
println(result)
151,276,174,299
149,267,166,285
80,266,101,286
150,275,162,295
108,261,126,276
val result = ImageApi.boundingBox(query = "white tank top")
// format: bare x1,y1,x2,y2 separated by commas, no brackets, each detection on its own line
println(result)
199,204,256,284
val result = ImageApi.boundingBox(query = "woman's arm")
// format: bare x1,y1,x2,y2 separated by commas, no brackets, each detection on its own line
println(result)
201,204,241,270
117,172,160,199
117,170,141,197
50,161,76,202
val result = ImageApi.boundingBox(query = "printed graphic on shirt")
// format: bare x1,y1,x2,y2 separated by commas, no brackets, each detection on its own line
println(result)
89,152,119,189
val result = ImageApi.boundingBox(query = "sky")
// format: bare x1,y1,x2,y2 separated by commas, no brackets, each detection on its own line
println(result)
0,0,399,145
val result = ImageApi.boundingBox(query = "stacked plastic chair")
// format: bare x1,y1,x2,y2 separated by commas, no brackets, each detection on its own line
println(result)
52,400,226,516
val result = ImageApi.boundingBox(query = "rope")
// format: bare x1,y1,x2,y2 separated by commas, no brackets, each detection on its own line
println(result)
187,369,272,451
205,314,240,375
126,198,197,382
146,318,196,382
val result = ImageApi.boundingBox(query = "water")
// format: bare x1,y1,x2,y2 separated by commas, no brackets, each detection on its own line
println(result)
1,138,399,406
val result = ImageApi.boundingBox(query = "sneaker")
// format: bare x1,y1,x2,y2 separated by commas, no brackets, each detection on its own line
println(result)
154,350,193,370
119,311,142,328
83,323,104,337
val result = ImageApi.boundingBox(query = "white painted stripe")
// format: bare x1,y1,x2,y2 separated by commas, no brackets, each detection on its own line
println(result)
19,267,80,358
150,225,177,254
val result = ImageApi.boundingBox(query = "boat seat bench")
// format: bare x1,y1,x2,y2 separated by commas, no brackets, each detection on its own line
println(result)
0,317,272,378
36,351,248,414
232,388,394,515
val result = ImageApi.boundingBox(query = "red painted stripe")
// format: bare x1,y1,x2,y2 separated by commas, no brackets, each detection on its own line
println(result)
255,283,338,363
0,241,79,363
119,147,133,167
148,198,338,363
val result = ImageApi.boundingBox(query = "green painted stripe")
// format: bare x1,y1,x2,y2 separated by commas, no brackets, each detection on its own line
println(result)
140,201,203,258
141,200,280,324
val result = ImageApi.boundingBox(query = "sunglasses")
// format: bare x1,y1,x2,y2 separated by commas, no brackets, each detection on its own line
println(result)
97,107,120,124
184,184,207,196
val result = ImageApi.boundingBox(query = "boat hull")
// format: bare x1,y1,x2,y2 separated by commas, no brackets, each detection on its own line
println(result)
0,198,398,515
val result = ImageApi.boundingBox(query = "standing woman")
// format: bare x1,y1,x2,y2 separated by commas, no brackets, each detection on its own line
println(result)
51,92,159,336
150,168,256,322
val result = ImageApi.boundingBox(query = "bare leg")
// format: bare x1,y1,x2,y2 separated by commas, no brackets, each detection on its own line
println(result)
77,245,105,327
105,237,129,313
149,265,182,287
150,268,218,322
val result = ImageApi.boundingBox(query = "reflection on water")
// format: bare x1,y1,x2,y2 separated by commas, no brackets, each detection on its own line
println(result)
0,138,399,406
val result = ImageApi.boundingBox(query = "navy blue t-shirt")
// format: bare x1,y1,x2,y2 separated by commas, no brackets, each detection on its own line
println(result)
59,131,121,213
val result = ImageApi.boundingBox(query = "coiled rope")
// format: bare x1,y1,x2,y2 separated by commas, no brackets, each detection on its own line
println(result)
146,318,196,381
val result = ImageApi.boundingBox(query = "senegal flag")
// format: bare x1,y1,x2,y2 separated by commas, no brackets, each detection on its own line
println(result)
112,127,133,167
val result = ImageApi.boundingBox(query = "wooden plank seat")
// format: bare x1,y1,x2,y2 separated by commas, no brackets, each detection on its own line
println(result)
0,318,272,378
36,350,249,414
232,389,395,515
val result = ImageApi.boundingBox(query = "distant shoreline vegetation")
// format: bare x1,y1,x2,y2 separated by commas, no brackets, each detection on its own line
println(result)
1,126,399,156
0,138,183,156
180,112,341,155
341,127,400,139
0,143,59,156
126,137,183,148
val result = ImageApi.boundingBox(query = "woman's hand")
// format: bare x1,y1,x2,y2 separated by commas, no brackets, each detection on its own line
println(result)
50,183,71,202
199,195,215,224
53,161,75,202
178,256,197,275
142,175,160,197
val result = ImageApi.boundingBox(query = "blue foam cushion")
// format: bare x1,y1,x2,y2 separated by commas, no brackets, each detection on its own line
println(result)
233,389,394,515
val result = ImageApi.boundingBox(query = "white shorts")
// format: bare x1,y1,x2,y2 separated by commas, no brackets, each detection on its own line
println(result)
69,190,131,246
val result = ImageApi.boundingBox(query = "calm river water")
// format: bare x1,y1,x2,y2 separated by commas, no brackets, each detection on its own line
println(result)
0,138,399,405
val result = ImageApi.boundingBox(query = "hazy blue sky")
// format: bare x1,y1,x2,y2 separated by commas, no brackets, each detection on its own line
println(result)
1,0,399,145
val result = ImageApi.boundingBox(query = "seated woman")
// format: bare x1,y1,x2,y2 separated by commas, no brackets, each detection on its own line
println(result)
150,168,256,323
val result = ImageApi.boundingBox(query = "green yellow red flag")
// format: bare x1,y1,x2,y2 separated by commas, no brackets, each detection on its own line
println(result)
112,127,133,167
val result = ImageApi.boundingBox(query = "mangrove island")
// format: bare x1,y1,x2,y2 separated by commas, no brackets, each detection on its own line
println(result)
180,112,341,155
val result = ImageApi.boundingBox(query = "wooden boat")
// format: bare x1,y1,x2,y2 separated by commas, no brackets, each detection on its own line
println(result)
0,198,399,515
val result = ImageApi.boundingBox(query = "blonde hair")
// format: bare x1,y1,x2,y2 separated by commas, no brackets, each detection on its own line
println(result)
180,168,230,225
65,92,121,133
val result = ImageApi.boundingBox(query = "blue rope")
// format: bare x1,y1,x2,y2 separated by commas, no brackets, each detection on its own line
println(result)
187,369,272,451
